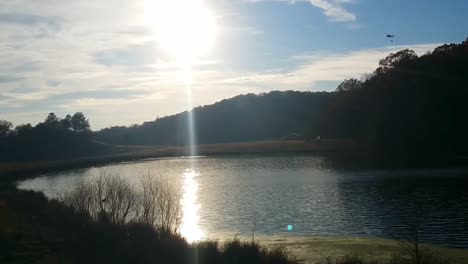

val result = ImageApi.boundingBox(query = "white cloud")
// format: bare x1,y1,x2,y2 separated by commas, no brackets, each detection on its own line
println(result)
307,0,356,22
246,0,357,23
218,43,440,90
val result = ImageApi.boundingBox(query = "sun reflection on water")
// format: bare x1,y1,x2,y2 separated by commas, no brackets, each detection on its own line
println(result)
180,168,203,243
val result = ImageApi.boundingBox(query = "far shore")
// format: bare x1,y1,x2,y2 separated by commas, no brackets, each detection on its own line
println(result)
0,139,352,183
2,139,468,184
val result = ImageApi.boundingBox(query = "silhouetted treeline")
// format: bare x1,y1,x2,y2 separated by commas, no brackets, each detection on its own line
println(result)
316,39,468,164
95,91,333,146
4,40,468,165
0,112,104,162
95,39,468,165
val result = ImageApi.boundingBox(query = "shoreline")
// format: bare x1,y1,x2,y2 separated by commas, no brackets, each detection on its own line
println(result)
0,140,351,183
268,236,468,264
2,139,468,184
209,235,468,264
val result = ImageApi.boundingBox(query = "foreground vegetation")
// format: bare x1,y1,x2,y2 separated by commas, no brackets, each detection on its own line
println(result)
0,172,298,264
2,170,463,264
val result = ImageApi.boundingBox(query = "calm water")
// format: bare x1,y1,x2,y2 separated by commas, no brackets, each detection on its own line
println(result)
17,155,468,247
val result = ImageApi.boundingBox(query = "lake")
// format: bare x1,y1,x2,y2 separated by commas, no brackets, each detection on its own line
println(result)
17,155,468,248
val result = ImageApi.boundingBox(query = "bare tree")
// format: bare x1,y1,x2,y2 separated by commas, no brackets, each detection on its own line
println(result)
64,169,138,226
63,181,95,215
64,169,182,232
137,174,182,233
157,178,182,232
96,172,137,225
394,224,425,264
137,173,162,226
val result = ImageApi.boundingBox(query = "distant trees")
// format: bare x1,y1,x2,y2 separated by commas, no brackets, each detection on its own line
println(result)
322,39,468,164
3,40,468,166
39,112,89,132
14,123,32,135
93,36,468,167
61,114,72,130
0,120,13,137
95,91,333,146
336,78,362,92
45,112,59,124
71,112,90,132
377,49,418,73
0,112,101,162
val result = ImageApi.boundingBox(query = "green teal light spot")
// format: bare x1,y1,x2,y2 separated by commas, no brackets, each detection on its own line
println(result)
287,225,293,231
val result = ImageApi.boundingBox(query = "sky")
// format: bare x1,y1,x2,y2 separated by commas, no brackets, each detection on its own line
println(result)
1,0,467,129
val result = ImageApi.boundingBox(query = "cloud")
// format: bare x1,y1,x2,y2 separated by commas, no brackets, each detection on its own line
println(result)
307,0,356,22
0,12,61,29
226,26,264,36
0,75,24,84
246,0,357,23
93,42,158,67
219,43,440,90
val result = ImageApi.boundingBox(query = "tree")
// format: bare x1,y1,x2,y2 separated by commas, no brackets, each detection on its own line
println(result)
0,112,98,162
45,113,59,124
71,112,90,133
61,114,72,130
0,120,13,137
378,49,418,73
336,78,363,92
14,123,33,135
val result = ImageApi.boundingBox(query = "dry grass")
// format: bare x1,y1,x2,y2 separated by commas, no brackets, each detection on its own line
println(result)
231,236,468,264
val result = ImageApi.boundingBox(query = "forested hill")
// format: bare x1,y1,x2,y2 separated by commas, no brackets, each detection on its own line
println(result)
96,39,468,164
314,39,468,163
95,91,334,146
4,40,465,164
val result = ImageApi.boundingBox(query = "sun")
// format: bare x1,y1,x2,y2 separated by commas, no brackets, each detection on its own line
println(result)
144,0,217,64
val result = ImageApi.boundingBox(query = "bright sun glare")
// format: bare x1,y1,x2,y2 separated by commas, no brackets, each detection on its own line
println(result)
144,0,217,64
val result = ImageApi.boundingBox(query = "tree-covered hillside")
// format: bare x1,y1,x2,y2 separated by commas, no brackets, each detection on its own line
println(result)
318,39,468,163
95,91,333,146
95,39,468,164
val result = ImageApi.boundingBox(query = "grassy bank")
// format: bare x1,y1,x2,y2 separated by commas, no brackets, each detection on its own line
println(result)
236,236,468,264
